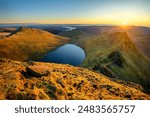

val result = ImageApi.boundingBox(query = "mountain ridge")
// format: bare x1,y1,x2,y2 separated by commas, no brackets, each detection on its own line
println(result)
60,28,150,93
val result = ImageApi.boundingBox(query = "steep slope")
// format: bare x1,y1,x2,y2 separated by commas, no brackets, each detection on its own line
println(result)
132,34,150,59
0,58,149,100
127,31,150,59
60,28,150,93
0,27,69,61
83,32,150,91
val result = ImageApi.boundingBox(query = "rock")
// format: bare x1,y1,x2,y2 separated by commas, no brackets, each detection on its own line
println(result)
6,93,16,100
57,78,65,88
108,51,125,67
73,83,77,87
0,58,6,63
23,65,50,78
93,84,98,89
93,64,116,78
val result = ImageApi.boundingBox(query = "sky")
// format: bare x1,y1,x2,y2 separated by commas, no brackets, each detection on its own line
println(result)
0,0,150,26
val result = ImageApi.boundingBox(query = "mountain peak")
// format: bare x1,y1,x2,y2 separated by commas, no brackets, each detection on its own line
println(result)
108,32,130,40
108,32,139,52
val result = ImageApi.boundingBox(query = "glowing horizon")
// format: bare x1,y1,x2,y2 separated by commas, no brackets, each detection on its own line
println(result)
0,0,150,26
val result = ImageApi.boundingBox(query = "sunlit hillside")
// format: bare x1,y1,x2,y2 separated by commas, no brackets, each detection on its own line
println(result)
60,26,150,93
0,27,69,61
0,58,149,100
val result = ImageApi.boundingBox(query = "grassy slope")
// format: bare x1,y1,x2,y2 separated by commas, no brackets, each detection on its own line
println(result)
0,58,149,100
129,34,150,59
0,27,69,61
60,29,150,93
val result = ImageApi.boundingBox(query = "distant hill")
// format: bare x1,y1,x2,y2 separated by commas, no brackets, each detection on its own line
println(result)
0,27,69,61
0,58,149,100
0,27,17,32
60,27,150,93
0,28,16,39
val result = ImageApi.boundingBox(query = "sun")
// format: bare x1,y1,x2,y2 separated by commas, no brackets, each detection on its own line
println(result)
121,21,129,29
122,21,128,26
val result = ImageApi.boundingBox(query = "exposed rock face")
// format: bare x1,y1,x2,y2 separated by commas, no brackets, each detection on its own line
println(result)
108,51,125,67
93,64,116,78
92,51,125,79
0,58,149,100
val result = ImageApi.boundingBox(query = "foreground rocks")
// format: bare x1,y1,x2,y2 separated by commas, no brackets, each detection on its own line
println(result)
0,58,149,100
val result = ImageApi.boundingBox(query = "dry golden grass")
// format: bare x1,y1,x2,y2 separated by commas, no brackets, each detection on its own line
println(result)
0,27,69,61
0,58,149,100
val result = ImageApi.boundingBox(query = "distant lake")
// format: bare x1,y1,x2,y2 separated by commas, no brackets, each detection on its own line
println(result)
38,44,85,66
65,26,76,31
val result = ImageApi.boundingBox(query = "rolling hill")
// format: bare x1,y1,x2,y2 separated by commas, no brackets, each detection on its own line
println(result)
0,27,69,61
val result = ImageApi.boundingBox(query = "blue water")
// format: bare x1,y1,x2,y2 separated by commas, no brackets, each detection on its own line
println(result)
38,44,85,66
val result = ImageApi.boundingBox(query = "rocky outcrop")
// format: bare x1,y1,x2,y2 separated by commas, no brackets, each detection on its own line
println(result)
93,64,116,78
22,66,50,78
108,51,125,67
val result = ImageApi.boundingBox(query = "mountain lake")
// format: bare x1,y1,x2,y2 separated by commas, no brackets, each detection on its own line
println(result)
38,44,86,66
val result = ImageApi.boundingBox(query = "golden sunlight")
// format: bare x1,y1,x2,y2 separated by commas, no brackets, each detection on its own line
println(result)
122,21,128,26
